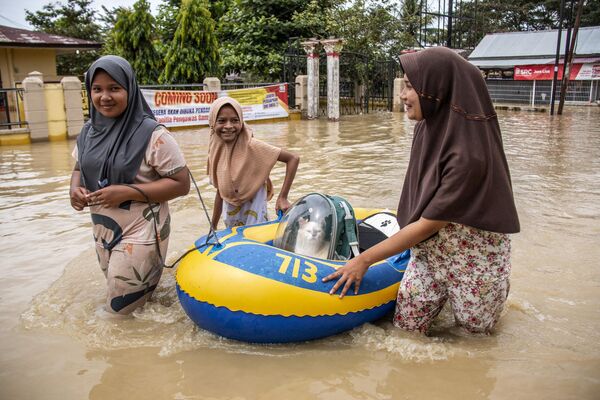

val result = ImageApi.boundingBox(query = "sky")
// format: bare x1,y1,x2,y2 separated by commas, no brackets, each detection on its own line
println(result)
0,0,162,30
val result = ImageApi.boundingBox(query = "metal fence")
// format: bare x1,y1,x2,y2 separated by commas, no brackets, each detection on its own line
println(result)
140,82,279,91
0,88,26,129
485,80,599,106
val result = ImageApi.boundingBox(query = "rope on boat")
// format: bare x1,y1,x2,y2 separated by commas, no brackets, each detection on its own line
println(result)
124,169,222,269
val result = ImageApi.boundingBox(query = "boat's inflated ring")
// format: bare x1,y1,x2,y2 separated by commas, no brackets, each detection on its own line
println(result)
176,208,409,343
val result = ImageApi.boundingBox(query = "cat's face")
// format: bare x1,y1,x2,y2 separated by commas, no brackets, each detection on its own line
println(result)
299,220,325,241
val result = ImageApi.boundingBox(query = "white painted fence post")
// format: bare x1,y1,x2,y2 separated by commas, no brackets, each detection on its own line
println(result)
203,77,221,92
321,39,343,121
393,78,405,112
22,71,49,142
301,39,320,119
295,75,308,113
61,76,84,138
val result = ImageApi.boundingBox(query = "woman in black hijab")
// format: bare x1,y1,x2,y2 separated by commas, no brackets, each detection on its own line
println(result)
69,56,189,316
324,47,519,334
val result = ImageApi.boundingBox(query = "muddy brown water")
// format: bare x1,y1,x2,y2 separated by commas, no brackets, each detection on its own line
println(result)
1,108,599,399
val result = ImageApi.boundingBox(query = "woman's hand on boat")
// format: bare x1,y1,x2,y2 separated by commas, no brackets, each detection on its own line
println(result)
70,186,90,211
322,257,370,298
275,196,291,214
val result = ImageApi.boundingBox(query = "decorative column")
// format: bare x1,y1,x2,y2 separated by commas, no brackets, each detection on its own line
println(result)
22,71,49,142
301,39,320,119
321,39,343,121
61,76,85,138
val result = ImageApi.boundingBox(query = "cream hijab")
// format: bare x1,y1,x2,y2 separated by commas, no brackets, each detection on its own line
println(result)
207,97,280,206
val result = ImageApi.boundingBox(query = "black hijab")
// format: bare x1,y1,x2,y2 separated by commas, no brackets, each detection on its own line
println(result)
397,47,520,234
77,55,158,192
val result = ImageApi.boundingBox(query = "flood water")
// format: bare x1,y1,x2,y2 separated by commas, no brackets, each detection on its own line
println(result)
1,108,599,399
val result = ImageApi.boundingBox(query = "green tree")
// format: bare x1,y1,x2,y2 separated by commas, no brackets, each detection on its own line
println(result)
208,0,235,22
25,0,101,77
156,0,181,47
110,0,161,84
290,0,339,40
451,0,600,48
98,5,128,56
581,0,600,26
219,0,328,80
160,0,221,84
397,0,422,49
326,0,421,60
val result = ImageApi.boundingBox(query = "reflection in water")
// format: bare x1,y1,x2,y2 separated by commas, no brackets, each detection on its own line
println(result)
1,108,600,399
87,344,496,400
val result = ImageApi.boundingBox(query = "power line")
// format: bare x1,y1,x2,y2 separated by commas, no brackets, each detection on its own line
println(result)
0,14,32,30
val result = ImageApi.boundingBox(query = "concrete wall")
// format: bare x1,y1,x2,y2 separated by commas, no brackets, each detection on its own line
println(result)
0,49,20,125
8,48,58,83
44,83,67,141
0,49,16,88
0,72,84,145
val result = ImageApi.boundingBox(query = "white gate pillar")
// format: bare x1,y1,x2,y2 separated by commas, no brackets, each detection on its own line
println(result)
301,39,320,119
22,71,49,142
321,39,343,121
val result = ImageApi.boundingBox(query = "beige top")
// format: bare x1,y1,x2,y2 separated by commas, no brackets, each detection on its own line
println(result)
73,126,186,247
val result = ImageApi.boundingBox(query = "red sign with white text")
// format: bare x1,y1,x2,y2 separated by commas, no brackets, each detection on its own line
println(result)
514,63,600,80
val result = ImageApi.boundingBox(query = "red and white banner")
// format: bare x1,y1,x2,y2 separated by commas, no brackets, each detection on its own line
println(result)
514,63,600,81
142,84,289,127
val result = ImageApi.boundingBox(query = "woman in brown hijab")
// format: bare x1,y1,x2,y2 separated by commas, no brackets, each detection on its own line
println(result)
208,97,300,229
324,47,519,334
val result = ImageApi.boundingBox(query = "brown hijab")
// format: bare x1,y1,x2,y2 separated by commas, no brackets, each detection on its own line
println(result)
207,97,280,206
397,47,520,233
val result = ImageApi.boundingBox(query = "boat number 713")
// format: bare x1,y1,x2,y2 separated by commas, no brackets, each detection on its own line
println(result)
275,253,318,283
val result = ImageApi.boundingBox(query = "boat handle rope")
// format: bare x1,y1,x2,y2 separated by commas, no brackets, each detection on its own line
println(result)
121,168,222,269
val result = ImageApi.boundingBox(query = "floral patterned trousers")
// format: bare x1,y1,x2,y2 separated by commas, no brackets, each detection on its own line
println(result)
96,239,168,315
393,223,511,334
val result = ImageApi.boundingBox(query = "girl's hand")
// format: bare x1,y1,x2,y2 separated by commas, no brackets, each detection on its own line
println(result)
70,186,90,211
275,196,291,214
322,256,371,298
86,185,135,208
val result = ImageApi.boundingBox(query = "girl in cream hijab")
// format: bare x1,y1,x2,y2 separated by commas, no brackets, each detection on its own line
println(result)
207,97,300,229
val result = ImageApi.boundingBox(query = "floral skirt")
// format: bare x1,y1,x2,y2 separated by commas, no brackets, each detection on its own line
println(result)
393,223,511,334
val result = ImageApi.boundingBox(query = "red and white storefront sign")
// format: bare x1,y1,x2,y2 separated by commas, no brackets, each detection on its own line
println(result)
514,63,600,80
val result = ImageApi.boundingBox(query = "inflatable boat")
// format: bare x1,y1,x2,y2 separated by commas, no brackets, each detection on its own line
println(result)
176,197,409,343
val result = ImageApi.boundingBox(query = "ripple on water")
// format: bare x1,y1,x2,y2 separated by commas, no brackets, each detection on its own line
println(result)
348,323,458,362
21,247,471,362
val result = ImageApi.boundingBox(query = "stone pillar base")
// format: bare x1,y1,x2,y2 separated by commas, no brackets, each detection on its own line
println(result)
61,76,85,138
393,77,405,112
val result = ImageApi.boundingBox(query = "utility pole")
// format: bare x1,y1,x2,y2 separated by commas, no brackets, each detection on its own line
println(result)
561,0,574,82
550,0,565,115
558,0,584,115
447,0,454,48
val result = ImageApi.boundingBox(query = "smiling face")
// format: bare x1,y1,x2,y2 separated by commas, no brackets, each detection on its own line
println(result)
401,74,423,121
214,104,242,142
90,70,128,119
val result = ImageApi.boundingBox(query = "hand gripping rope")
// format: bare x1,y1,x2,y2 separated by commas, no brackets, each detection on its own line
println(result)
122,169,222,269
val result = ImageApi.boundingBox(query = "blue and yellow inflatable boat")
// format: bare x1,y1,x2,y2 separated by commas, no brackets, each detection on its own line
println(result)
176,208,409,343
